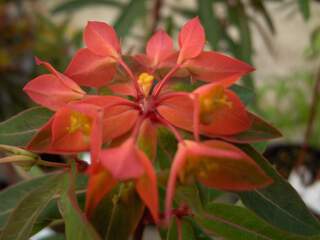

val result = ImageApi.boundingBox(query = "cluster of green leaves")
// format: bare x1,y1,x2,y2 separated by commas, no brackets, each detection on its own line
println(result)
0,86,319,240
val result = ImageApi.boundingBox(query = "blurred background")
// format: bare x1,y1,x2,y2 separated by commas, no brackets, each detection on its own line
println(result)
0,0,320,225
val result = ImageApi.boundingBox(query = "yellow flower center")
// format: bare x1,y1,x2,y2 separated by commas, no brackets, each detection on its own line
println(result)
138,72,154,96
199,85,232,124
67,111,92,135
179,157,219,184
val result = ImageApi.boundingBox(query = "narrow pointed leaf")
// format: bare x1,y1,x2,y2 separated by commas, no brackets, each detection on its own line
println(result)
90,185,144,240
51,0,123,14
113,0,146,38
298,0,310,20
238,145,320,236
195,203,318,240
0,107,53,146
59,170,101,240
0,173,60,230
198,0,221,49
221,112,282,143
0,173,64,240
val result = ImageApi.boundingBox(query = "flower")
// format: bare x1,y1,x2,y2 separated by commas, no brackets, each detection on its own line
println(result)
86,138,158,222
24,17,274,223
164,140,273,221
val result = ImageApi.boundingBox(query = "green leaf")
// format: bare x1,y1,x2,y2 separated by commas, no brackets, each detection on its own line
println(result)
221,112,282,143
249,0,275,34
297,0,310,20
0,107,53,146
58,169,101,240
0,173,60,230
0,173,64,240
90,184,144,240
238,145,320,236
198,0,221,49
33,174,87,234
230,84,255,106
166,218,197,240
113,0,146,39
156,127,177,170
51,0,122,14
175,185,204,214
195,203,319,240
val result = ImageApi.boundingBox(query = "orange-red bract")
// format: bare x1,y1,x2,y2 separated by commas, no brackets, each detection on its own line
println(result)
177,17,205,64
24,58,85,111
86,138,159,222
165,140,273,221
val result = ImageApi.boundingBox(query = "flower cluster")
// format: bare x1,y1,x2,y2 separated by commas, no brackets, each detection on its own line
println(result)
23,17,272,223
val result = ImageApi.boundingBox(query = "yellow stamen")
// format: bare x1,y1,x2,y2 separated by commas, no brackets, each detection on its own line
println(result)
67,111,92,135
199,85,233,124
179,157,219,184
138,72,154,96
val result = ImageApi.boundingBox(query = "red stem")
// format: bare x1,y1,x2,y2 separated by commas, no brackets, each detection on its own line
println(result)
156,113,185,144
150,0,163,34
131,115,146,141
152,64,180,97
192,93,200,142
297,67,320,166
176,218,183,240
119,58,143,99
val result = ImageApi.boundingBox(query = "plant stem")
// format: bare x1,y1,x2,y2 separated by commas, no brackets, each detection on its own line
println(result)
153,64,180,97
119,58,143,99
150,0,163,34
297,66,320,166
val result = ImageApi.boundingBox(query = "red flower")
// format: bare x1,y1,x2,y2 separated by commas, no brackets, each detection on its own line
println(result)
24,17,275,224
165,140,272,221
86,138,158,222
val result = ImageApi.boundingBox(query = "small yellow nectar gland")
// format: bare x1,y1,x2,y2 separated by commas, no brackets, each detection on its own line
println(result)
179,157,219,184
199,85,232,124
67,111,92,135
138,72,154,96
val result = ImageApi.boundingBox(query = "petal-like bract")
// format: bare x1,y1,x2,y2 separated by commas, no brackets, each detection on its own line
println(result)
165,140,272,220
185,51,255,83
177,17,205,64
65,48,117,88
84,21,120,59
24,58,85,110
146,30,174,68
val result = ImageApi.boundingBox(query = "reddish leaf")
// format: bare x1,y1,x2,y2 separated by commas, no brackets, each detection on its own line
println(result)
23,74,84,111
165,140,273,220
65,48,117,88
220,112,282,143
195,83,252,136
135,150,159,223
99,138,159,221
157,93,194,131
84,21,120,59
185,51,255,83
146,30,174,68
86,164,117,217
100,138,145,180
108,83,136,97
178,17,205,64
137,119,158,161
